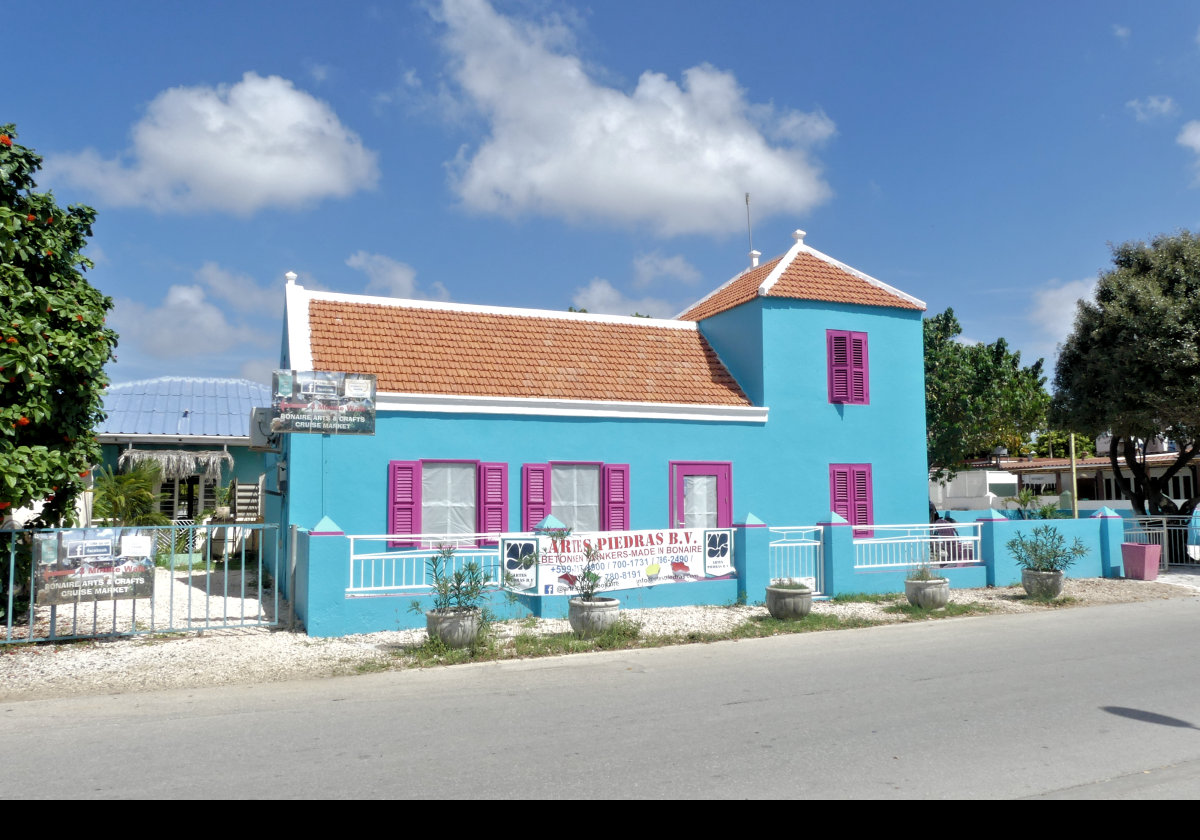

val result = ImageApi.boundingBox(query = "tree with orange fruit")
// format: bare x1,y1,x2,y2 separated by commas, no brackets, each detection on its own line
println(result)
0,124,116,530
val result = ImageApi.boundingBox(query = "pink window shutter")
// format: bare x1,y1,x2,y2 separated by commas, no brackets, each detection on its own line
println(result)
522,463,551,531
852,464,874,537
850,333,869,404
601,464,631,531
388,461,421,547
828,330,869,405
828,331,850,402
478,462,508,542
829,465,851,522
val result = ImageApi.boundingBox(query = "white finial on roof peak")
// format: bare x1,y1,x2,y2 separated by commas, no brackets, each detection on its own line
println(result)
793,230,806,244
285,271,297,286
750,249,761,268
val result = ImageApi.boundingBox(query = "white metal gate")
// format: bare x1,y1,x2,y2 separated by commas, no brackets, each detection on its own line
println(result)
2,522,282,644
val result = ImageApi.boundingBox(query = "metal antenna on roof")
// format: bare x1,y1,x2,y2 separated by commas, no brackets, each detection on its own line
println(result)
745,193,760,268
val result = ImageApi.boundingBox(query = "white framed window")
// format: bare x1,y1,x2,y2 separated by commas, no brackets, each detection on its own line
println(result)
551,464,601,532
422,461,477,535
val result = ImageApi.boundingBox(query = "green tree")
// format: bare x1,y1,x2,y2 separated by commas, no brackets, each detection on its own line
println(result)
925,308,1049,482
0,124,117,526
1051,231,1200,515
1030,428,1094,459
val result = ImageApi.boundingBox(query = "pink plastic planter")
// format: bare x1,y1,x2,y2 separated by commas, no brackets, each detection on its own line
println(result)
1121,543,1161,581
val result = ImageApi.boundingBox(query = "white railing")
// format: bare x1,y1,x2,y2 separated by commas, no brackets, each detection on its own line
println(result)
1124,516,1197,569
854,522,982,570
768,526,824,593
346,532,508,595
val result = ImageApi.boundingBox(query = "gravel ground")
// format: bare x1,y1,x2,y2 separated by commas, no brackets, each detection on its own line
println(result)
2,571,1197,703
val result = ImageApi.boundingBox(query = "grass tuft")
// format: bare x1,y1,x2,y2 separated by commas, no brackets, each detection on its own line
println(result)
883,602,993,619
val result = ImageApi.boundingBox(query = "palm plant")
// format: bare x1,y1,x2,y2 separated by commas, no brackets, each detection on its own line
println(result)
91,463,171,526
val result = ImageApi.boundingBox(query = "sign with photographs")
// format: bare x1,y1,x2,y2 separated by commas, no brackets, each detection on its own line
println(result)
500,528,735,596
34,528,156,606
271,370,377,435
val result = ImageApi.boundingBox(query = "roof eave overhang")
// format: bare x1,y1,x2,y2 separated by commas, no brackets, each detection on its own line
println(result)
375,391,768,423
97,434,250,446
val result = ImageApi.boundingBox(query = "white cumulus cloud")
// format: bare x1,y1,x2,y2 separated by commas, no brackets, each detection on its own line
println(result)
437,0,833,237
571,278,675,318
195,261,281,315
1028,278,1096,363
1177,121,1200,182
346,251,450,300
111,284,269,360
107,262,284,381
1126,95,1176,122
48,72,378,215
632,252,701,288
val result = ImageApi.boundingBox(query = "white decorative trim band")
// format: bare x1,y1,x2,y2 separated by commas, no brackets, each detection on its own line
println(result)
374,391,769,423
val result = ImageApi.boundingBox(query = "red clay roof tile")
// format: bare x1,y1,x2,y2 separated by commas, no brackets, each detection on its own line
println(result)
308,300,751,406
678,242,923,321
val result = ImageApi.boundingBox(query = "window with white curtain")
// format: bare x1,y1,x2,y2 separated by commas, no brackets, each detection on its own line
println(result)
422,462,477,535
551,464,600,532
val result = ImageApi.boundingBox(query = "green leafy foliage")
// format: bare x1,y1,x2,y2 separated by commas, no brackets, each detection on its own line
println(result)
1030,428,1093,459
92,463,171,526
925,308,1049,481
1006,525,1087,572
1052,231,1200,514
0,124,116,526
410,544,490,615
570,542,617,601
1001,488,1064,520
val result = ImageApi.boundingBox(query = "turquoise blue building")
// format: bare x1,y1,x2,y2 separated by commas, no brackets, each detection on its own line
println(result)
268,231,932,634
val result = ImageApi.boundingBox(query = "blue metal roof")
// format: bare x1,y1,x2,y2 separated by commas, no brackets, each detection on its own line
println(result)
98,377,272,438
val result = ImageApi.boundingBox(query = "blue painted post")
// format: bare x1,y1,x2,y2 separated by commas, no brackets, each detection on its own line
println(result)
1090,507,1125,578
976,510,1009,587
302,531,350,636
735,515,771,604
819,513,853,596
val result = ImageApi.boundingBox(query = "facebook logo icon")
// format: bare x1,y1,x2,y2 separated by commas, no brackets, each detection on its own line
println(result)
543,585,554,594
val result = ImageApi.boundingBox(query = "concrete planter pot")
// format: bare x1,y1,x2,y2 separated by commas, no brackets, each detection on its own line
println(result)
1021,569,1064,599
765,585,813,620
1120,543,1161,581
426,608,482,648
568,597,621,638
905,578,950,609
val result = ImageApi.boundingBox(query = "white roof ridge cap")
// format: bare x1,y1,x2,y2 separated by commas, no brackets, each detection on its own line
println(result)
757,238,809,296
674,251,789,319
307,288,697,330
106,376,269,390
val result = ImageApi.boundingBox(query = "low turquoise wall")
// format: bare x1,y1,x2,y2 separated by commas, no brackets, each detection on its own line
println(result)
289,513,1127,637
980,514,1124,586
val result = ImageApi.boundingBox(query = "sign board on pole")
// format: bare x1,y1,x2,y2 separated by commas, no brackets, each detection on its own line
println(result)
271,370,377,435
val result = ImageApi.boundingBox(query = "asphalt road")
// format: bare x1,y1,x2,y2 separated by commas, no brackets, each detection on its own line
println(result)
3,598,1199,799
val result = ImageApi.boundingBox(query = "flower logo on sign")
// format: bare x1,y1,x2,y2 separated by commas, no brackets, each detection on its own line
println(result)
505,541,537,570
706,532,729,559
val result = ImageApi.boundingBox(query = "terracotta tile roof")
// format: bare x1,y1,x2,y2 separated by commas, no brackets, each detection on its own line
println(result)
307,300,751,406
998,453,1181,472
678,237,924,321
677,258,782,322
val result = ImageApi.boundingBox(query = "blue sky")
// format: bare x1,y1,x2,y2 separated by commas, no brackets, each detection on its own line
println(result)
8,0,1200,386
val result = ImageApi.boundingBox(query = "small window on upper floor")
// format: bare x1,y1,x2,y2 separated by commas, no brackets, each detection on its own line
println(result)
827,330,869,405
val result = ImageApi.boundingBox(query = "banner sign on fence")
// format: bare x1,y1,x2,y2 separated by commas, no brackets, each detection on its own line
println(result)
34,528,156,606
271,370,377,435
500,527,734,596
